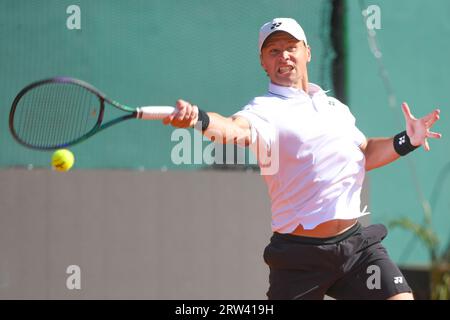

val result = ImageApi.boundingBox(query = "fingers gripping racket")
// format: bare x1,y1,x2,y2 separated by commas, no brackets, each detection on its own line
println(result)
9,77,175,150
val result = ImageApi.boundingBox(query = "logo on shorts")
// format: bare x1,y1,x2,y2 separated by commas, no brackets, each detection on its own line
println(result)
394,276,403,284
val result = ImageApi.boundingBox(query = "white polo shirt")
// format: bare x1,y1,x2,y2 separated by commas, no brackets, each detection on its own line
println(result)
234,82,368,232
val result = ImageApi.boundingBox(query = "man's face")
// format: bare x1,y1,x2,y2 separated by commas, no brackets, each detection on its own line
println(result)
260,31,311,89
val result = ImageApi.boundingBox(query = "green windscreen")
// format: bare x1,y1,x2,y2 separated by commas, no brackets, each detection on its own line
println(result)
346,0,450,265
1,0,336,170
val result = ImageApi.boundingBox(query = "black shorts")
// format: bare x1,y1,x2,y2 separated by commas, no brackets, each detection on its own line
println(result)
263,223,413,300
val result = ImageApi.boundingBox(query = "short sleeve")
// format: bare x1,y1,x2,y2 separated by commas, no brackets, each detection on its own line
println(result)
233,103,276,148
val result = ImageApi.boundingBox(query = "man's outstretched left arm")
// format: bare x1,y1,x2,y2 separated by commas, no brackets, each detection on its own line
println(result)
360,102,441,172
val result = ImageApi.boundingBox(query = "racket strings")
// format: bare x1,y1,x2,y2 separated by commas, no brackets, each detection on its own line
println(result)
12,83,101,148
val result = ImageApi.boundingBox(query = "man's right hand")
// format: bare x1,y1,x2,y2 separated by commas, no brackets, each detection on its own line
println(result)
162,99,199,128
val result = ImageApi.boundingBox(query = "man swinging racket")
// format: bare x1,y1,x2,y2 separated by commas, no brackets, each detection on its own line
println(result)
163,18,442,300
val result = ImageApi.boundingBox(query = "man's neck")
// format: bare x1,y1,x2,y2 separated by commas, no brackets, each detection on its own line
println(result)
272,79,309,92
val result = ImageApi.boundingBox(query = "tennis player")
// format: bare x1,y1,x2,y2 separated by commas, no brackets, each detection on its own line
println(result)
163,18,441,300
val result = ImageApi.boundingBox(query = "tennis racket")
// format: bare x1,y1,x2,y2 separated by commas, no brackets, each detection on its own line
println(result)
9,77,175,150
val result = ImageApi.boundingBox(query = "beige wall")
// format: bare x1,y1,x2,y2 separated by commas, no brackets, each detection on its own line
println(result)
0,169,369,299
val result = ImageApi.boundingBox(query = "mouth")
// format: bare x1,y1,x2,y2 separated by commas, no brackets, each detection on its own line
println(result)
278,65,294,75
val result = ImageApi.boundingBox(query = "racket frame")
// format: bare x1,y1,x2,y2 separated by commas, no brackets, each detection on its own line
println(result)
9,77,139,150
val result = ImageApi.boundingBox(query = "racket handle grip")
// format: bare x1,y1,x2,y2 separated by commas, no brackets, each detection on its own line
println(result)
137,106,175,120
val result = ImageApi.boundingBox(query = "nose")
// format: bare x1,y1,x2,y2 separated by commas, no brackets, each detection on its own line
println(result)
279,50,290,61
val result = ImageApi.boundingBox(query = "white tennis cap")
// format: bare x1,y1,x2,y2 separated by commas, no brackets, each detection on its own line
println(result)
258,18,308,52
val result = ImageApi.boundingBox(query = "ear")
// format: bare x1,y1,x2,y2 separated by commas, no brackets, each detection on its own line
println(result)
260,53,268,73
306,45,311,63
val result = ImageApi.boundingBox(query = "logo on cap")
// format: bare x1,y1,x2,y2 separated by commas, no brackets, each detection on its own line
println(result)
270,22,282,30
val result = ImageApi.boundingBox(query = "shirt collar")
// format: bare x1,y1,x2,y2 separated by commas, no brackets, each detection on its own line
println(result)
268,82,327,99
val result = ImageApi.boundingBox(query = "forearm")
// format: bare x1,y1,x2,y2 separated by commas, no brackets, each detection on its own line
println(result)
363,137,400,171
162,100,252,146
201,112,251,145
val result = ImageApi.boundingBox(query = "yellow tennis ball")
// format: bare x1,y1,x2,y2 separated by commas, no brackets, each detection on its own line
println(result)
51,149,75,172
